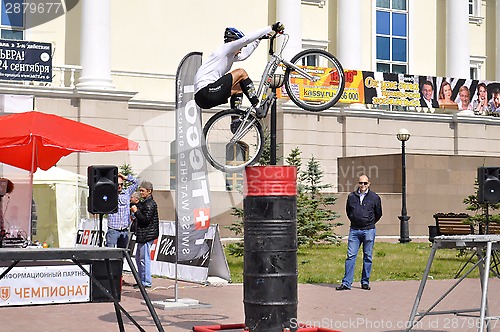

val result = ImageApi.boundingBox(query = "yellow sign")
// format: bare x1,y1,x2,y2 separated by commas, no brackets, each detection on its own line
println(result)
300,85,340,101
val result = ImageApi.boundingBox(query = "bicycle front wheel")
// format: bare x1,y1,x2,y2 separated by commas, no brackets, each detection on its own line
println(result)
202,109,264,173
284,49,345,112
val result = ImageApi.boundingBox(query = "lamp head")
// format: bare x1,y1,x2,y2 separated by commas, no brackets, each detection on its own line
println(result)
270,74,284,89
397,128,411,142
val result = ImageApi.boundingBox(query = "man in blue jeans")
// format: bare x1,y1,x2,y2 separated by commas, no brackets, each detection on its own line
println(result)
336,174,382,291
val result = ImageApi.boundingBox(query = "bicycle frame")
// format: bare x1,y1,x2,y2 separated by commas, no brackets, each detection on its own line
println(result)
229,33,320,145
256,33,319,104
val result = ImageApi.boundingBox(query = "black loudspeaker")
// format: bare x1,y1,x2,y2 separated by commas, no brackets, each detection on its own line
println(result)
87,165,118,214
478,167,500,204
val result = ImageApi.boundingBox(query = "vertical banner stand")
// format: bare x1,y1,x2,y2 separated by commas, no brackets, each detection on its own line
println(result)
153,51,213,310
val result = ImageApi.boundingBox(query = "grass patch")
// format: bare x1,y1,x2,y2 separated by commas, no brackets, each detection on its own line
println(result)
225,242,481,284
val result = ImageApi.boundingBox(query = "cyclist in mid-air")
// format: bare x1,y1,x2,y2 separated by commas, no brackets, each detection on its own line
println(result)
194,22,284,118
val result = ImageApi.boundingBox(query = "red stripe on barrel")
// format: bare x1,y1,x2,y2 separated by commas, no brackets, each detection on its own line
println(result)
244,166,297,197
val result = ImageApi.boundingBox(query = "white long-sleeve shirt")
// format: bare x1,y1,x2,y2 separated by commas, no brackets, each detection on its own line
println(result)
194,26,272,93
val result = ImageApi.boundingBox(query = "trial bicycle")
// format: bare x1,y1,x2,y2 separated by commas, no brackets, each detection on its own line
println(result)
202,30,345,173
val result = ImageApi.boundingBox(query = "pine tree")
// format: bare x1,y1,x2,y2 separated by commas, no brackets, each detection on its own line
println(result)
119,164,138,189
258,126,281,166
463,178,500,233
294,153,342,246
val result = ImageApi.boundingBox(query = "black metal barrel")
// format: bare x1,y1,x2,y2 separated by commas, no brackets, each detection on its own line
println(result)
243,166,297,332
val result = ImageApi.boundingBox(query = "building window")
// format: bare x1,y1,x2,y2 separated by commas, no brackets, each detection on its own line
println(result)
470,67,477,80
1,0,24,40
225,142,246,191
375,0,408,74
470,56,486,80
468,0,483,25
469,0,478,15
301,40,328,67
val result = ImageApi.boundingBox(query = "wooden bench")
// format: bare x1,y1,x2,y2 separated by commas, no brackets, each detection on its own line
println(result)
479,222,500,234
429,213,473,242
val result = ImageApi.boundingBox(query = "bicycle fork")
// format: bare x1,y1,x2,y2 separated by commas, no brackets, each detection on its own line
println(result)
282,58,320,82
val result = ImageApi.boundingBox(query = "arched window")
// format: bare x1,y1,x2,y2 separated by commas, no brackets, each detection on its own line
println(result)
225,142,247,190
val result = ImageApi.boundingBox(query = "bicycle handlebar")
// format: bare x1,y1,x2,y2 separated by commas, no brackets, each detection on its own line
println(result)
268,32,277,56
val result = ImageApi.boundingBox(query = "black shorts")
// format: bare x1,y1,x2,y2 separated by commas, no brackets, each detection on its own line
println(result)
195,73,233,109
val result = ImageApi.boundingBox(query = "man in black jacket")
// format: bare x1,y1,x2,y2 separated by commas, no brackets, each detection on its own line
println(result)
336,175,382,291
130,181,159,288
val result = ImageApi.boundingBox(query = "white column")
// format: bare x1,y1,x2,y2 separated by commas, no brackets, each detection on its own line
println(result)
76,0,114,90
446,0,470,79
337,0,362,70
497,0,500,80
277,0,302,61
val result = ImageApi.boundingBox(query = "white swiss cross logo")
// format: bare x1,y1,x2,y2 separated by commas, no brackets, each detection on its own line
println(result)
82,230,91,245
194,208,210,230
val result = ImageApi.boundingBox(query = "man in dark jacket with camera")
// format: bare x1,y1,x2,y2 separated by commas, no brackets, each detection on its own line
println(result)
336,174,382,291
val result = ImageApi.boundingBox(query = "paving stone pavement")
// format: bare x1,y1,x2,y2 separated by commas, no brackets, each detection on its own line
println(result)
2,272,500,332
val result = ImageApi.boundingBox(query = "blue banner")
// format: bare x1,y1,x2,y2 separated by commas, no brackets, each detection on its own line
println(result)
0,39,52,82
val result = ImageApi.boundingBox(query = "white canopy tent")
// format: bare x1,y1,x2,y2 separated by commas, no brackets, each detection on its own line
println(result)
33,167,89,248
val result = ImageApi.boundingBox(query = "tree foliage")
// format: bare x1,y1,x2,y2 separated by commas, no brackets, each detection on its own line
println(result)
257,127,272,166
119,164,138,189
288,148,342,246
463,178,500,232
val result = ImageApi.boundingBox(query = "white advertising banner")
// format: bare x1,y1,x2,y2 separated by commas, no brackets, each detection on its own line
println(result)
127,221,230,283
75,218,106,247
0,264,90,306
75,219,230,283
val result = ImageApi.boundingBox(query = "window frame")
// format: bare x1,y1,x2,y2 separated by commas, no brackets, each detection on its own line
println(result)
468,0,484,26
301,39,328,67
470,56,486,80
224,142,248,191
0,0,25,40
373,0,409,74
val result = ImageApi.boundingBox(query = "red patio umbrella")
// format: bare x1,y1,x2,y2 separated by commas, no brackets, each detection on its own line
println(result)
0,111,139,171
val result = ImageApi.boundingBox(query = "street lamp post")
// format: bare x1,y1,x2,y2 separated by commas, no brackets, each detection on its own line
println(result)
397,128,411,243
269,74,284,165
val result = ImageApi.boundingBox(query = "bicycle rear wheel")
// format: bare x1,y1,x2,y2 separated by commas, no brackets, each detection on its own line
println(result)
284,49,345,112
202,109,264,173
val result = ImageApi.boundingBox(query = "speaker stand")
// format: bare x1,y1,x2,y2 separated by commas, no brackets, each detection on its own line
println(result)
99,213,104,247
0,195,4,248
485,204,490,235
